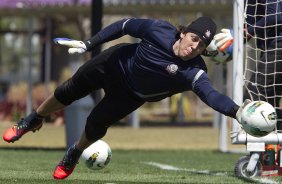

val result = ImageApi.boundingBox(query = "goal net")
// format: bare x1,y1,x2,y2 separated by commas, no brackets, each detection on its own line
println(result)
219,0,282,151
243,0,282,131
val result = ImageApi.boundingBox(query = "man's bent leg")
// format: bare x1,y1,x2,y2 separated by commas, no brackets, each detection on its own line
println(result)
37,94,66,116
53,92,144,180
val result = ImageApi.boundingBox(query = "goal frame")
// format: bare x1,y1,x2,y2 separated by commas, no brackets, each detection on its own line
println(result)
218,0,245,152
219,0,282,152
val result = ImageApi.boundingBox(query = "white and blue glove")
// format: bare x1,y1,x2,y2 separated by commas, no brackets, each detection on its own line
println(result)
205,28,233,64
53,38,87,54
205,40,232,64
213,28,233,54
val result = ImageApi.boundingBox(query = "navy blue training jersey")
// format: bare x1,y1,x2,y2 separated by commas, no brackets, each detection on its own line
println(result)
86,18,238,118
246,0,282,50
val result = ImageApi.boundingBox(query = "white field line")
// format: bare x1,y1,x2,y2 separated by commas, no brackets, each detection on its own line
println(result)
143,161,227,176
252,178,279,184
143,161,279,184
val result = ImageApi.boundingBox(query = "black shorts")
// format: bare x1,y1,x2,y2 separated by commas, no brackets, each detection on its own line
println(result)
54,43,145,140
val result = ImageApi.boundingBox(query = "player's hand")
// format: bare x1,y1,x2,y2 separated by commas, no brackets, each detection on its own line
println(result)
204,40,232,65
214,28,233,52
236,99,252,124
53,38,87,54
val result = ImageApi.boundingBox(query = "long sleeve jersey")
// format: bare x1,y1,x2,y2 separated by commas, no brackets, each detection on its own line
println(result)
246,0,282,50
85,18,239,118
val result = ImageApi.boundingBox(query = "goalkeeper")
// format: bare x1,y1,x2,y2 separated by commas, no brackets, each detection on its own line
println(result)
212,0,282,129
2,17,242,179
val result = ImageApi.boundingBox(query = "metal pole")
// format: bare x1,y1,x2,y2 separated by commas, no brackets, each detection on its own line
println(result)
232,0,244,131
213,64,224,129
90,0,103,104
26,16,33,115
215,64,228,152
176,94,184,122
44,17,52,97
128,110,140,129
219,115,228,152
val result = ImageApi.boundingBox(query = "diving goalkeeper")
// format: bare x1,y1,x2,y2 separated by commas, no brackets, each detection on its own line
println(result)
2,17,243,180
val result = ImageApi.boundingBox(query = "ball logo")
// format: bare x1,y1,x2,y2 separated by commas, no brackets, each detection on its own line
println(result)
86,152,98,167
268,112,277,120
166,64,178,75
90,153,98,161
245,101,263,116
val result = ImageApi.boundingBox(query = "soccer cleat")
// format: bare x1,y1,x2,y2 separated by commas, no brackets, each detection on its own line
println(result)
53,144,82,180
3,111,44,143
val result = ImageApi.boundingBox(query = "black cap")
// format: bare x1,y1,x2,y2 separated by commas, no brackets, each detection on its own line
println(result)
186,17,217,46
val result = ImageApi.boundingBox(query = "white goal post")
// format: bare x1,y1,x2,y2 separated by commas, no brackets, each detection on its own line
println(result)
218,0,245,152
231,0,244,133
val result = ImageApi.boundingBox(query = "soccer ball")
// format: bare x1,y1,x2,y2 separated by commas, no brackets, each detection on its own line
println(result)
241,101,277,137
81,140,112,170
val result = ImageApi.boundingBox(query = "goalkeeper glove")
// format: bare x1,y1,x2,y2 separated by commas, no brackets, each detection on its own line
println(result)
205,39,232,64
235,99,252,124
53,38,87,54
213,28,233,54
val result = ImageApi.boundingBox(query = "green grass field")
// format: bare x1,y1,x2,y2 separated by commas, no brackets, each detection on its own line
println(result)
0,149,246,183
0,124,282,183
0,149,282,184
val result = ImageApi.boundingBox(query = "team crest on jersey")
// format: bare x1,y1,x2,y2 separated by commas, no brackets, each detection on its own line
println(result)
166,64,178,75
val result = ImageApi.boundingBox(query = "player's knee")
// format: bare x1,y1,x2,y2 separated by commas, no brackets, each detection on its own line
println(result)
85,121,108,141
54,79,82,105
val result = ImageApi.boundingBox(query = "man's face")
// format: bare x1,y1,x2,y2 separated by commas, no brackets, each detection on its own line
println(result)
177,32,207,61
